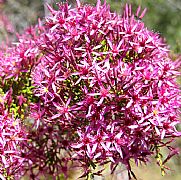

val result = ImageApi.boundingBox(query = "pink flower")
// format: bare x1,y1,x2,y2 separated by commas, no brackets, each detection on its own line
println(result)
0,0,180,179
30,0,180,178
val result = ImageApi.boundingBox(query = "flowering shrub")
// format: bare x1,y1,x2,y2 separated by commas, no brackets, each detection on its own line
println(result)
0,0,180,179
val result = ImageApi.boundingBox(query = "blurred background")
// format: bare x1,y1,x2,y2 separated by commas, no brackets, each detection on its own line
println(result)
0,0,180,179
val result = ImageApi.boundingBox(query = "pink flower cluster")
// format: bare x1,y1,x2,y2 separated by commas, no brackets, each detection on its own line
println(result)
0,0,180,179
0,24,43,178
0,95,26,177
